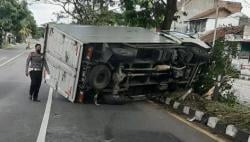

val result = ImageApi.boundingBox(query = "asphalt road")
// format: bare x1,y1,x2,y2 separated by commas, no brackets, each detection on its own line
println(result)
0,45,49,142
0,46,219,142
0,46,25,65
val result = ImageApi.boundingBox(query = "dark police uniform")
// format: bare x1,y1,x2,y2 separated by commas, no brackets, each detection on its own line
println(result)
25,52,46,101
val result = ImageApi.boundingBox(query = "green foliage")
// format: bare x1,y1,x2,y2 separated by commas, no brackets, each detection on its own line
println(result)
33,27,45,39
194,39,240,104
0,0,18,31
219,91,237,106
122,0,154,28
95,10,122,26
19,25,32,42
226,41,238,58
121,0,177,30
205,101,250,131
0,0,37,46
52,0,117,26
54,0,177,30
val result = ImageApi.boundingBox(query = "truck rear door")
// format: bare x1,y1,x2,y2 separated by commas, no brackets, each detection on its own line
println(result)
44,25,83,102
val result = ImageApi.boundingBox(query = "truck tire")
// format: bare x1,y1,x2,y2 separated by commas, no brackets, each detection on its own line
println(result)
88,65,111,90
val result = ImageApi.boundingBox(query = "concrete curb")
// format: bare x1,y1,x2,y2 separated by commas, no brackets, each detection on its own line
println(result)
160,97,250,142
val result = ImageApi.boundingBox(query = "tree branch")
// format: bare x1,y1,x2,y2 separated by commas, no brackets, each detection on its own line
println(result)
160,0,167,7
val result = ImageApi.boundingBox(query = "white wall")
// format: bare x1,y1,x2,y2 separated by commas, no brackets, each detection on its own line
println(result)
179,0,216,22
205,19,216,32
173,0,216,32
205,17,240,32
217,17,240,27
243,25,250,40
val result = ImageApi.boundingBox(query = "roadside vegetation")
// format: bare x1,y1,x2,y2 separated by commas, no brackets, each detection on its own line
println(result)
193,39,240,105
165,91,250,131
0,0,39,48
165,39,250,131
194,39,239,96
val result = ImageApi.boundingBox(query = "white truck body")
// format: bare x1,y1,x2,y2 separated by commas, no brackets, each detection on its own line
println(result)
45,25,84,102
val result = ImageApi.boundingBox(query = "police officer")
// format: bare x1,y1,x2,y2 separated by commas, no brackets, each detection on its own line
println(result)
25,44,48,102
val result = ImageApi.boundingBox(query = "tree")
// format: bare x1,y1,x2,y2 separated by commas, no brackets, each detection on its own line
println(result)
14,0,37,42
121,0,177,30
194,39,239,104
19,25,32,42
0,0,37,47
0,0,19,47
33,27,45,39
51,0,177,30
51,0,118,25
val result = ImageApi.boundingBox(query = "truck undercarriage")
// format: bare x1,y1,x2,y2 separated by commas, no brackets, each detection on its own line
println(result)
78,43,209,101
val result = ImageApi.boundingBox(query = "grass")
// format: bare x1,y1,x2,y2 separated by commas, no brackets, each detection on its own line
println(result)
205,101,250,131
1,42,14,49
165,90,250,132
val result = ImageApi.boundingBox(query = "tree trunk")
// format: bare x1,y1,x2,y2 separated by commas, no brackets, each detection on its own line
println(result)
212,75,222,101
160,0,177,30
160,15,173,30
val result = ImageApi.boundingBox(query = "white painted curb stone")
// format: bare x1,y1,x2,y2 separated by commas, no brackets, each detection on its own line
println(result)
165,98,171,105
173,102,180,109
207,117,219,129
226,125,238,137
183,106,190,115
195,110,204,121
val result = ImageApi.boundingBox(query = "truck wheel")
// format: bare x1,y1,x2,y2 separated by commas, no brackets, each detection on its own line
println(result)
88,65,111,90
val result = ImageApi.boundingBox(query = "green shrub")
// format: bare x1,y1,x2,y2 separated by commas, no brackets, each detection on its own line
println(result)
194,39,239,104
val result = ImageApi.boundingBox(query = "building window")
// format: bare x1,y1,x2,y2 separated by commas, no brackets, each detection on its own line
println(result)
189,19,206,33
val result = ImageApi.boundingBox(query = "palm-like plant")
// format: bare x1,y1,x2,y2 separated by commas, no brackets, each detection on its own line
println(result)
19,25,32,42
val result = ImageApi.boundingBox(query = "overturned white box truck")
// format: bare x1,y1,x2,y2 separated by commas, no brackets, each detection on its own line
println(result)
44,24,210,103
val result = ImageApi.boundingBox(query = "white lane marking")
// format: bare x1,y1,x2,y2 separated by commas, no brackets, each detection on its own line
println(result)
0,51,25,67
0,57,7,62
36,88,53,142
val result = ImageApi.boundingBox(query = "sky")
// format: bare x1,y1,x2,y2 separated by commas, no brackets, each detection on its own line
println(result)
28,2,66,26
28,0,250,26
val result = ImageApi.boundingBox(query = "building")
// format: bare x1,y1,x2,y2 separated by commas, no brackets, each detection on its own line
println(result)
187,5,243,36
5,32,16,44
228,25,250,59
228,25,250,78
173,0,243,33
173,0,218,32
200,26,243,43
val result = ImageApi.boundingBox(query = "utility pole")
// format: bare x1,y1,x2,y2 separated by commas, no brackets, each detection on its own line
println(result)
212,0,222,101
181,0,186,33
212,1,219,47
